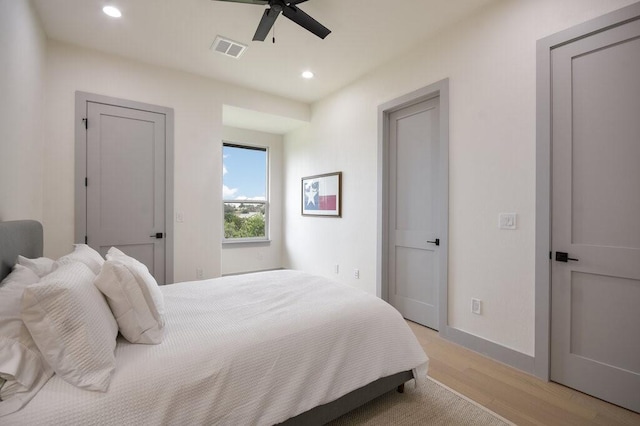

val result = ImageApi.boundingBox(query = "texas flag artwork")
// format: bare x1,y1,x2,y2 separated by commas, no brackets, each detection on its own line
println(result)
302,172,342,217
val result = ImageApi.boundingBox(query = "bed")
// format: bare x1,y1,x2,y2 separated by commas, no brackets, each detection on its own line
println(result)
0,220,428,425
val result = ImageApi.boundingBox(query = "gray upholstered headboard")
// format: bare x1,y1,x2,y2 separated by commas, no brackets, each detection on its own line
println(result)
0,220,43,282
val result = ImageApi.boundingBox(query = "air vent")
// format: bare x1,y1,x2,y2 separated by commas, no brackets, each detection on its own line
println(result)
210,36,247,59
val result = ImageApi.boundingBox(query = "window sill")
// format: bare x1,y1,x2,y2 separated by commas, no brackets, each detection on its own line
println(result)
222,239,271,247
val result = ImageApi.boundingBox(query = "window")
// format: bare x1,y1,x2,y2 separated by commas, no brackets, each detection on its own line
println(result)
222,143,268,242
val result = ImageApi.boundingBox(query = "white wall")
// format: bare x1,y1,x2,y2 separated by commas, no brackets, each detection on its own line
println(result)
221,126,283,275
283,0,638,357
42,41,308,282
0,0,46,222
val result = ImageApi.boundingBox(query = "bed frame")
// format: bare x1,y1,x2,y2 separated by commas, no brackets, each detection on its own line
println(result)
281,370,413,425
0,220,43,281
0,220,413,425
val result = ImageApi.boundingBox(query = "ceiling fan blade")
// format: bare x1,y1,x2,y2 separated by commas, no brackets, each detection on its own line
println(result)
282,4,331,39
288,0,309,4
253,7,281,41
213,0,268,5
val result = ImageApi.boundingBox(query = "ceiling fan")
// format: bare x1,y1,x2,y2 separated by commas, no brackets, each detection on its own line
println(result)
214,0,331,42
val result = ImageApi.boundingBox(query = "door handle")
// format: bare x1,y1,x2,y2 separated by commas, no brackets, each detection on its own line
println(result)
555,252,578,262
150,232,164,239
427,238,440,246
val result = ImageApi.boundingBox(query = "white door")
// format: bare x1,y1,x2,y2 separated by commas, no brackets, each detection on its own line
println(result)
388,97,441,329
85,102,167,284
550,17,640,412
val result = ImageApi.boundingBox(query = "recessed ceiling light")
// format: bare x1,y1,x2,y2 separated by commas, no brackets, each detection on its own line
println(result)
301,70,314,79
103,6,122,18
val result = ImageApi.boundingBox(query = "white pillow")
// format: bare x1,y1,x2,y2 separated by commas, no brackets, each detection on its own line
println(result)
105,247,139,264
95,248,165,344
22,262,118,392
16,256,55,278
0,265,53,416
55,244,104,275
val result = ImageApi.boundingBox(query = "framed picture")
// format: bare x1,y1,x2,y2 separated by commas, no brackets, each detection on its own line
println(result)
301,172,342,217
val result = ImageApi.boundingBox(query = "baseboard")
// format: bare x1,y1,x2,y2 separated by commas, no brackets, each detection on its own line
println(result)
440,326,535,375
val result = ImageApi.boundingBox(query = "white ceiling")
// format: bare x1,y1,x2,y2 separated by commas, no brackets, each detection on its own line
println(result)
32,0,495,132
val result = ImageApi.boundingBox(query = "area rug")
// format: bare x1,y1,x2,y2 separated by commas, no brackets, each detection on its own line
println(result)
329,376,514,425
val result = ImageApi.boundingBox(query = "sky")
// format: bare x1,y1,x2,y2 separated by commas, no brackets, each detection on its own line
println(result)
223,145,267,201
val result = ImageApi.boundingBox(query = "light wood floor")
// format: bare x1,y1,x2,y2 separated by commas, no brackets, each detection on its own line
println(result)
407,321,640,426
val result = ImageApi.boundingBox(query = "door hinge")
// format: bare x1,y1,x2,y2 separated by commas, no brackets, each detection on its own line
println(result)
84,177,88,187
84,235,88,244
82,118,88,129
549,251,552,260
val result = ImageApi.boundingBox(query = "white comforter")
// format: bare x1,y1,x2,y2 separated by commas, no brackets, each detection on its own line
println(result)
5,270,428,425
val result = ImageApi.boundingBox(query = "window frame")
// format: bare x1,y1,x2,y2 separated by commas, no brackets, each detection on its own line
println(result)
222,141,270,244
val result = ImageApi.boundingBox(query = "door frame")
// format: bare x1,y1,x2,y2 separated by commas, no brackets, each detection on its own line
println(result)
74,91,175,283
534,2,640,380
377,79,449,333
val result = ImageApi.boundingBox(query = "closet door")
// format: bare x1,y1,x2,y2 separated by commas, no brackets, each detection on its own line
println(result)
85,101,167,284
388,97,441,330
550,17,640,413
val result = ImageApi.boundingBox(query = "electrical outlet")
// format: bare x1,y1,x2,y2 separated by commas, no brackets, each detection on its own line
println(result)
176,212,184,223
334,264,339,274
354,269,360,279
196,268,203,279
471,298,482,315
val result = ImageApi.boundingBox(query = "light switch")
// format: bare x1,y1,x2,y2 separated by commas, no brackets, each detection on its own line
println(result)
499,213,517,230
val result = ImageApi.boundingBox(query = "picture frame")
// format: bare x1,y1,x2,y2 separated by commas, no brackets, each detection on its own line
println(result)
301,172,342,217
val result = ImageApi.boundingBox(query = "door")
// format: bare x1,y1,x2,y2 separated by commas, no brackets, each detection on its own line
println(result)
550,17,640,412
388,97,441,329
85,102,167,284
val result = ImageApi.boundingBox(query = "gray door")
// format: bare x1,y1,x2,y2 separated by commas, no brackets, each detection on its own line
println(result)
85,102,167,284
550,17,640,412
389,97,441,329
